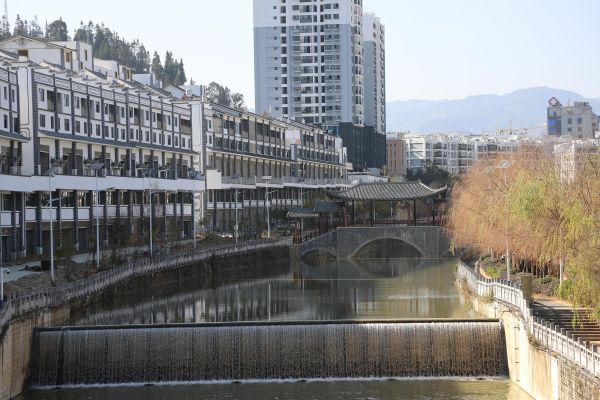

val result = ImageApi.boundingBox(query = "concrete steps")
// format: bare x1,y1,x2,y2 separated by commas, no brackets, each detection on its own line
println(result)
532,301,600,345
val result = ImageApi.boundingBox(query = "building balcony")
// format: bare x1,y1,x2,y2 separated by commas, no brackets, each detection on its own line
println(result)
0,204,193,228
0,174,204,194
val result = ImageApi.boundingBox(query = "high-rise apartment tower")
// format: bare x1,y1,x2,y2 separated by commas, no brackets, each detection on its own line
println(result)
254,0,386,169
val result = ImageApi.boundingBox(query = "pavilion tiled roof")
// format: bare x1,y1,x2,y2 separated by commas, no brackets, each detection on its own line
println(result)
327,182,446,201
314,200,342,213
286,208,319,219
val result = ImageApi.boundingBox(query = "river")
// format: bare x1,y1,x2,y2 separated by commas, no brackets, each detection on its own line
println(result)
17,245,532,399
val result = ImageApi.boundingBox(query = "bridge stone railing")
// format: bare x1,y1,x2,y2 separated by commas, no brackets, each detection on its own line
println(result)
456,261,600,378
0,238,291,334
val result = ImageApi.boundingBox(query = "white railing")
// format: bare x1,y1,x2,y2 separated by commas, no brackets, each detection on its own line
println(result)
456,262,600,377
222,176,353,188
0,238,291,336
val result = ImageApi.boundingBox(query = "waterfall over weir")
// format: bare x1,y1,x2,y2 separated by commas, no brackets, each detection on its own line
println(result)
31,320,507,386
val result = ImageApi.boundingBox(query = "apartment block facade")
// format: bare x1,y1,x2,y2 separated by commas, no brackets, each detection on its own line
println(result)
363,12,385,134
547,98,599,139
0,37,202,262
203,102,352,235
253,0,386,170
554,139,600,183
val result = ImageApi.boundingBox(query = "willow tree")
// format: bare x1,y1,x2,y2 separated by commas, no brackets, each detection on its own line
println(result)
448,146,600,314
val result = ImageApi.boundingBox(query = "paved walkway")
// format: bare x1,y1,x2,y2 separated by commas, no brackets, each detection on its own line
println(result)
1,239,197,285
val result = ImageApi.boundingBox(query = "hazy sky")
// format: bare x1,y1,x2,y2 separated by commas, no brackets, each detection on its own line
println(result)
12,0,600,107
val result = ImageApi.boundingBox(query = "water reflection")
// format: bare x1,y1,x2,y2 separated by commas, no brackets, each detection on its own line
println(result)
70,254,473,326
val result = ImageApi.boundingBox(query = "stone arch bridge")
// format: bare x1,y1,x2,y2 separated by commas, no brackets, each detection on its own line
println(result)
297,226,451,259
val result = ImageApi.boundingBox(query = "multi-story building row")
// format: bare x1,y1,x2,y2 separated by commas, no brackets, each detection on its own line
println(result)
0,35,355,259
0,37,203,262
393,133,536,176
202,102,352,234
253,0,386,170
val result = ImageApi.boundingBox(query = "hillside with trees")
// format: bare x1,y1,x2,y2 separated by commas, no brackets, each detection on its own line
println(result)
0,15,187,86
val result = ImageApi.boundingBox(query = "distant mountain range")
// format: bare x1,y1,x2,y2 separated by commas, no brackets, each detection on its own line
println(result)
386,87,600,135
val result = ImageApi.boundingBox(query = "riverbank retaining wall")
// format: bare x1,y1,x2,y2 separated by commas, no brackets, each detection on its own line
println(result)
458,279,600,400
0,244,290,400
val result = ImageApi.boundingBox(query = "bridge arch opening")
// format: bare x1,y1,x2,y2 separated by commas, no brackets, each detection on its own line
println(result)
351,237,423,260
300,248,337,264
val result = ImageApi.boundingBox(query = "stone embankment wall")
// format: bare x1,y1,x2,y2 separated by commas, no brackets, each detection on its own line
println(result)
0,244,290,400
0,306,70,400
458,278,600,400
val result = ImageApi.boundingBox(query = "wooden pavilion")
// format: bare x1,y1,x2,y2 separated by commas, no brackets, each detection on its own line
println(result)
326,181,447,227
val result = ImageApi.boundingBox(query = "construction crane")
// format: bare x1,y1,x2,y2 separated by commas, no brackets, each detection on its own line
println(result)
495,121,547,136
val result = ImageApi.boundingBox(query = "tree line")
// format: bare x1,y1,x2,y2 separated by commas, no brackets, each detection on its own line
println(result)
1,15,187,86
447,146,600,317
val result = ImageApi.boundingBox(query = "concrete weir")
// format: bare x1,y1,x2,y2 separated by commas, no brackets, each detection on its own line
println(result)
31,319,508,386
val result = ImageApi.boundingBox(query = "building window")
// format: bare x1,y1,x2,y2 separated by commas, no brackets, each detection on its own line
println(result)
2,87,6,100
64,94,70,107
3,115,7,129
39,114,46,128
76,97,80,109
75,121,81,133
64,118,70,131
577,117,582,124
567,118,572,124
38,88,45,102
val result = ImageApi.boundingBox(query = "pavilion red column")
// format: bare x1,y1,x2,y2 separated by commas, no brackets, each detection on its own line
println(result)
413,199,417,226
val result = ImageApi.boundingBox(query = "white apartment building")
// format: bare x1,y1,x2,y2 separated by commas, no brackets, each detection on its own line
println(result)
1,36,94,72
0,37,203,262
554,139,600,183
402,134,526,175
363,12,385,134
253,0,386,170
254,0,365,127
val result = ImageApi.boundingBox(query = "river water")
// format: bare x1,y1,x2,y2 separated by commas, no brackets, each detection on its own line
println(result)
17,246,532,399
